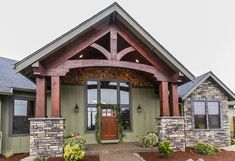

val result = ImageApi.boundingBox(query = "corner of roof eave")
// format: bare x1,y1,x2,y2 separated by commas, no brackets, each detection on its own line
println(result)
14,4,119,73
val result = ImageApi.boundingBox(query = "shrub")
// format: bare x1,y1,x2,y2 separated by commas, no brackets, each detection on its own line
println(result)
3,150,13,158
64,132,87,150
158,141,173,157
231,139,235,145
64,144,85,161
138,132,158,148
195,141,219,155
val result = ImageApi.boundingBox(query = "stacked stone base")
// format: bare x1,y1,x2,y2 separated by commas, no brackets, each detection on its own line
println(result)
29,118,65,159
157,117,185,151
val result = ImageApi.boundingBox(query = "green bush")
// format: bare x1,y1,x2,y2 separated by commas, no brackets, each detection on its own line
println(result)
64,132,87,150
195,141,219,155
138,132,158,148
231,139,235,145
64,144,85,161
158,141,173,157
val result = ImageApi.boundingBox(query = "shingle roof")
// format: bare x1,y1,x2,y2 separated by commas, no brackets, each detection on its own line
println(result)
179,71,235,101
0,57,35,95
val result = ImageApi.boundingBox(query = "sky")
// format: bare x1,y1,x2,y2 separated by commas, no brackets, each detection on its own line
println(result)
0,0,235,92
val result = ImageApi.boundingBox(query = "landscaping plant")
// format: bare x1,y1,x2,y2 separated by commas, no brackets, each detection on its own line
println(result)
64,144,85,161
231,139,235,145
3,150,13,158
138,132,158,148
195,141,219,155
158,141,173,157
63,132,87,161
64,132,87,150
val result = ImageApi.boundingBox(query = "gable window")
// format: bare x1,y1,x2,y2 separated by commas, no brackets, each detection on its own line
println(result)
193,100,221,129
13,99,35,134
86,80,131,131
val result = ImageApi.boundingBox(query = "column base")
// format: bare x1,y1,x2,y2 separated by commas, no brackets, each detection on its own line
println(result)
156,117,185,151
29,117,65,159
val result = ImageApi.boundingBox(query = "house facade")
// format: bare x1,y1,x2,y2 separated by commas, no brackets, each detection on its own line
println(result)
1,2,235,159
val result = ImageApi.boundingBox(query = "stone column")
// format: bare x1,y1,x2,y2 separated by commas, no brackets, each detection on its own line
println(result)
156,117,185,151
29,118,65,159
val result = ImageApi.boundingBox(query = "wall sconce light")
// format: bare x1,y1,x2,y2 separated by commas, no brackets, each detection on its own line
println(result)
74,104,79,113
137,104,142,113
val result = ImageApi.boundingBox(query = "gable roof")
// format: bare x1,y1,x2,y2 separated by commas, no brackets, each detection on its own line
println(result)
14,2,194,81
0,57,35,95
179,71,235,101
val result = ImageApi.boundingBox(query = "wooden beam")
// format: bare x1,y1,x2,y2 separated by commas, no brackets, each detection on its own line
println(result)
114,26,173,76
159,81,169,116
45,59,172,81
110,29,117,60
90,43,111,60
170,83,179,116
51,76,61,117
36,77,47,117
43,26,112,69
117,46,135,60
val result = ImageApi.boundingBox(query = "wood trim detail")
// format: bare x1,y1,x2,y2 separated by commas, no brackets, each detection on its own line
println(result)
117,47,135,60
36,77,47,117
51,76,61,117
90,43,111,60
45,59,172,81
159,81,169,116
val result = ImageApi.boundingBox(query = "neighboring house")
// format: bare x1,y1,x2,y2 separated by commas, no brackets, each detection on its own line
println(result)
0,2,234,158
0,57,35,154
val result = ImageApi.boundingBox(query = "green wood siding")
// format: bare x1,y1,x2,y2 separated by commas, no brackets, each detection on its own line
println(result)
1,96,30,154
50,85,160,143
1,85,160,154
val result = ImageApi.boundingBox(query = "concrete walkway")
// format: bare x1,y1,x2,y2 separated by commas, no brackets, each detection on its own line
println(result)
221,145,235,151
99,153,143,161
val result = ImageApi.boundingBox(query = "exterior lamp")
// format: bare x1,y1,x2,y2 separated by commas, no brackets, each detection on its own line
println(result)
74,104,79,113
137,104,142,113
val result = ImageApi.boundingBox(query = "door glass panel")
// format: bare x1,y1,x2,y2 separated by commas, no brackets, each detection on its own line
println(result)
87,107,97,130
100,81,117,104
87,81,98,104
120,82,130,104
102,109,107,116
120,107,131,130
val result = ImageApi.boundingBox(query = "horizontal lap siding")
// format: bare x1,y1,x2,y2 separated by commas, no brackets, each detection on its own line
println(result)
52,85,160,143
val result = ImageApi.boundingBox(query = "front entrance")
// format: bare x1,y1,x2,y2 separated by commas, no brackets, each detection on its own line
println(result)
101,108,118,140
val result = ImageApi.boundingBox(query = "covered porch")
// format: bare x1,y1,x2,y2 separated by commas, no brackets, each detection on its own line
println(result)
14,7,193,158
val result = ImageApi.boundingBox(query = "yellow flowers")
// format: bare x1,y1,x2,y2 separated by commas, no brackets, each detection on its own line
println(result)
64,144,85,161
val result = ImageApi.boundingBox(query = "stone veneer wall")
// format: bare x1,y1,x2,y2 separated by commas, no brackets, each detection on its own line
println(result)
157,117,185,151
184,78,230,147
29,118,65,159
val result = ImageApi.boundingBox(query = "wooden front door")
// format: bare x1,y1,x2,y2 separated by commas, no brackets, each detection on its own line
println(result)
101,108,118,140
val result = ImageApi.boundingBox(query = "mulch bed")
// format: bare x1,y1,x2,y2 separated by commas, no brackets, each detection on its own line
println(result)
0,153,28,161
139,149,235,161
0,154,99,161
